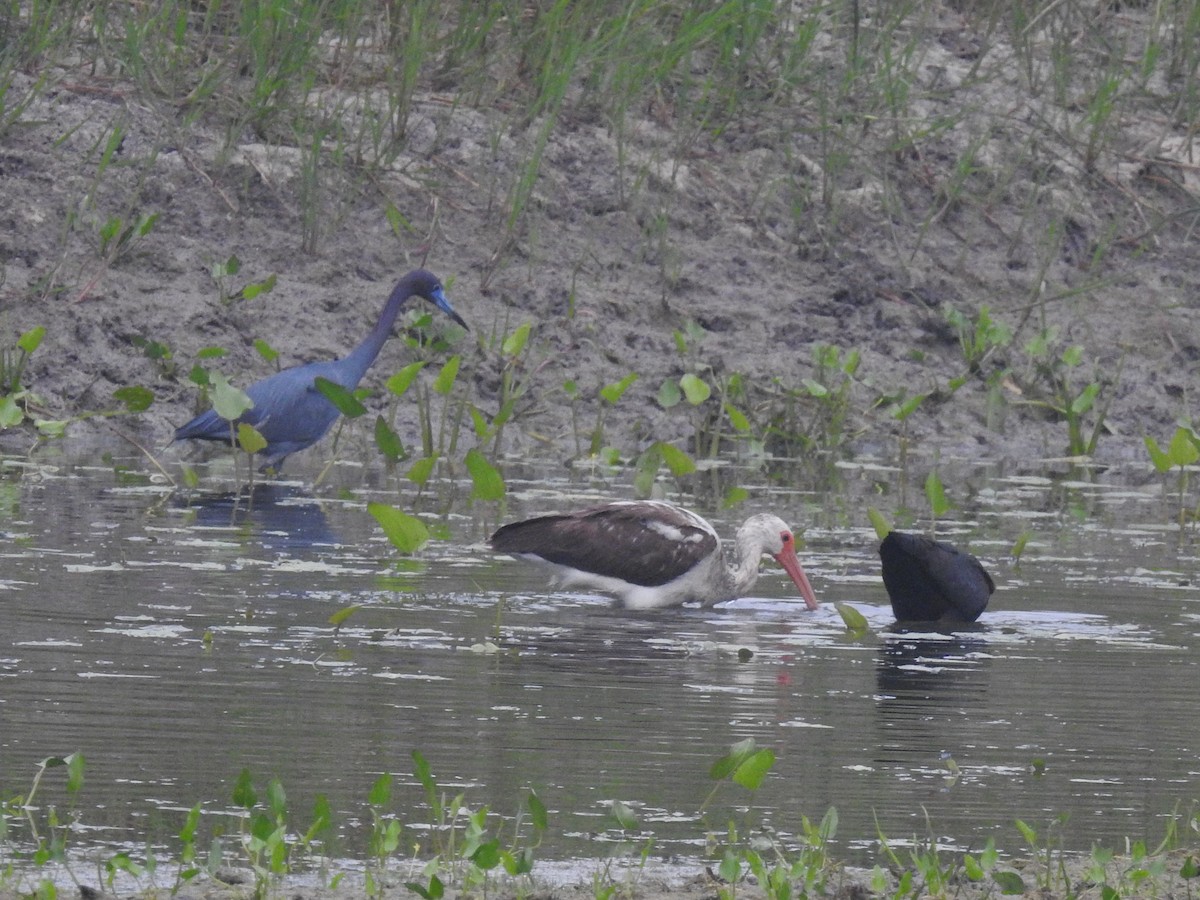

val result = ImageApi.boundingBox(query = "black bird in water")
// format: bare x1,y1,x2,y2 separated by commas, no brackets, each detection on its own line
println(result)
878,531,994,622
174,269,467,472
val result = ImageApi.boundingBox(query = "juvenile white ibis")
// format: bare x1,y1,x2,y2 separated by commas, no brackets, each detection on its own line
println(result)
878,531,994,622
489,501,819,611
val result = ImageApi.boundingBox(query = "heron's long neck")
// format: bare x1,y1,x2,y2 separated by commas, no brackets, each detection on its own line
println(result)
340,285,410,387
722,527,765,597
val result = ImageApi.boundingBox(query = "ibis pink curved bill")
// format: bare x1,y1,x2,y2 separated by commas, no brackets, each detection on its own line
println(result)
489,500,819,611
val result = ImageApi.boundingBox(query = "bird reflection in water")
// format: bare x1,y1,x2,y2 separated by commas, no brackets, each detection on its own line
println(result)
873,628,992,771
179,483,338,553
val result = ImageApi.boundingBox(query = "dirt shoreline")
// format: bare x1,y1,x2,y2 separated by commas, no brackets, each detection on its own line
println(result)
3,5,1200,471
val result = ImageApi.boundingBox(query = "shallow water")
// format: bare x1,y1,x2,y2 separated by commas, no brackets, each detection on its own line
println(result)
1,452,1198,872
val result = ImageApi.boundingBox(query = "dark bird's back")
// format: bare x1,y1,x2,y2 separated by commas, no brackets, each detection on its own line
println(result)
879,531,994,622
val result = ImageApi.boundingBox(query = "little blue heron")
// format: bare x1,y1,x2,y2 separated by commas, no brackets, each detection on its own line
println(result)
489,500,819,610
174,268,466,471
878,531,994,622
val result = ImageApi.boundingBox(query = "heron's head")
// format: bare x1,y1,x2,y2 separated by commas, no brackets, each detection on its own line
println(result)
408,269,468,331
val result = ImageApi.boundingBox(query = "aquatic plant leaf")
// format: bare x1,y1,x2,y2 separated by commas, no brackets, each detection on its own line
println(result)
305,794,332,843
0,395,24,427
1071,382,1100,416
925,471,951,516
992,871,1025,894
237,423,267,455
1180,856,1199,878
834,601,869,636
1011,531,1031,561
412,750,437,807
710,738,757,780
680,373,711,405
732,748,775,790
465,448,506,500
1168,426,1200,467
657,441,696,476
54,751,85,794
405,874,444,900
232,768,256,809
963,854,984,880
328,605,361,627
368,502,429,553
197,346,226,360
723,401,751,432
471,839,502,869
113,385,154,413
407,455,437,486
386,362,427,397
469,404,490,439
867,507,891,539
35,418,67,438
722,486,749,508
179,803,201,844
212,372,253,421
610,799,639,830
817,805,839,841
502,323,531,357
657,379,682,409
242,273,277,301
719,849,741,883
369,772,393,806
892,393,925,421
433,355,461,395
803,377,828,398
374,416,405,461
528,791,548,832
315,377,367,418
266,778,287,818
17,325,45,354
600,372,638,405
632,444,666,497
212,255,240,278
253,339,278,365
503,848,535,876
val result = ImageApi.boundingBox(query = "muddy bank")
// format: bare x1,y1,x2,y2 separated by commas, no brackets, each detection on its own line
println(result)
1,4,1198,473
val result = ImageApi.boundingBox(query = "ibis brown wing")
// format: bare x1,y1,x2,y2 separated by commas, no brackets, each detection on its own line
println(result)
490,503,718,587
